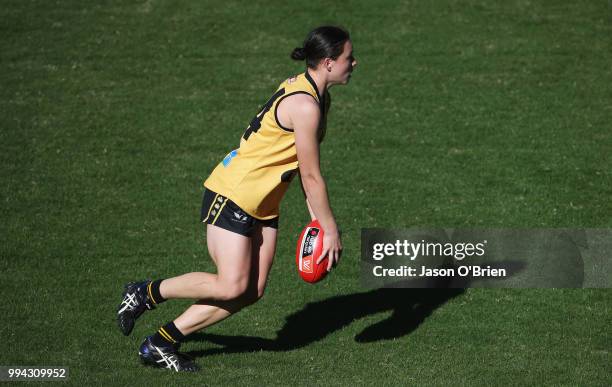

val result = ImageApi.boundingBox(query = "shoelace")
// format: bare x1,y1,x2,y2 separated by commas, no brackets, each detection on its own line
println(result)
117,292,138,314
153,345,181,371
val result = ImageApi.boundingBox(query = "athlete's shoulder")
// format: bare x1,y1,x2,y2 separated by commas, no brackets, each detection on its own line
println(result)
277,73,319,112
280,73,316,95
277,92,319,129
277,73,299,90
291,93,320,114
284,74,301,85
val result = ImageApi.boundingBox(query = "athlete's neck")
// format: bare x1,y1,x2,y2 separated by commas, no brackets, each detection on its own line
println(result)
306,68,328,97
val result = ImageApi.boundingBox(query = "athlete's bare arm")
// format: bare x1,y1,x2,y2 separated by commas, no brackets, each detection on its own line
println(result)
279,93,342,270
305,197,316,220
297,174,317,220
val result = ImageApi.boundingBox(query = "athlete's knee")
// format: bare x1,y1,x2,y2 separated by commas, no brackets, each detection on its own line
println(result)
216,279,249,301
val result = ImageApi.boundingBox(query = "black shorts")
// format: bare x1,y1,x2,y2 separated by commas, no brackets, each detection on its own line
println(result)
200,189,279,237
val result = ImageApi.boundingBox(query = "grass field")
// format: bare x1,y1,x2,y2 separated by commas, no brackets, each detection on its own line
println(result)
1,0,610,385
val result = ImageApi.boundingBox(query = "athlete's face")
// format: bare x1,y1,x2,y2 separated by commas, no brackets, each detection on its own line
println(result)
328,40,357,85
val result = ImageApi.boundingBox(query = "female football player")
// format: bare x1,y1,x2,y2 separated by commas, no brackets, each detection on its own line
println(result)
117,25,356,371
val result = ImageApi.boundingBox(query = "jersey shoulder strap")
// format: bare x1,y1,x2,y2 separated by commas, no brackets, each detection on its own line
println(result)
273,72,322,132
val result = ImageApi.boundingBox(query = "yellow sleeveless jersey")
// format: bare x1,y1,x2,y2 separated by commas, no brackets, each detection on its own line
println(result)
204,71,330,220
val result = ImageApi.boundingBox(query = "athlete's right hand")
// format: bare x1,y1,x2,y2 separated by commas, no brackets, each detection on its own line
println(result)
318,229,343,272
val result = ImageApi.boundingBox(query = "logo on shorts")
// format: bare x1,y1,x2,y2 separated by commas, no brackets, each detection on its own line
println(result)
232,211,248,223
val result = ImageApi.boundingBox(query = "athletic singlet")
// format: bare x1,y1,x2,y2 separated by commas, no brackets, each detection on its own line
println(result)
204,71,330,219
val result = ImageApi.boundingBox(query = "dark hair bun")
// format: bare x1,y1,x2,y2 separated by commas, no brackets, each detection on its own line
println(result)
291,26,350,68
291,47,306,61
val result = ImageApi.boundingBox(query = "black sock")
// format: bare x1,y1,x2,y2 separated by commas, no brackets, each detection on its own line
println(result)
151,321,186,348
147,279,166,305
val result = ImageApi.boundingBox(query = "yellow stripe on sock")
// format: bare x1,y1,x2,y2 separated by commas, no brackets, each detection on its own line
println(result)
147,282,157,304
211,198,228,225
202,193,220,223
158,327,176,343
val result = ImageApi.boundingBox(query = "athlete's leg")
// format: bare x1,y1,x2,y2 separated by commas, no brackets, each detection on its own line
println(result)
172,224,278,335
159,225,251,301
246,224,278,303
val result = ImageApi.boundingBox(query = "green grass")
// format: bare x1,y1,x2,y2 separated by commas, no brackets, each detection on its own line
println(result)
1,0,610,385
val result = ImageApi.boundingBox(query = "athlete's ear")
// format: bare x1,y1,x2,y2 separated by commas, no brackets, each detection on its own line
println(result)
323,58,333,72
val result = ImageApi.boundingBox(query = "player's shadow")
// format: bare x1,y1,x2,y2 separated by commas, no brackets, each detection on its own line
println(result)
185,258,526,358
184,278,465,358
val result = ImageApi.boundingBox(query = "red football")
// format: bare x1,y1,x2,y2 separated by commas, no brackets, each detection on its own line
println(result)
295,219,328,283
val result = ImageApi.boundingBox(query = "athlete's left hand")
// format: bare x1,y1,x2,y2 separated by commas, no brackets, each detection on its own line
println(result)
318,228,342,272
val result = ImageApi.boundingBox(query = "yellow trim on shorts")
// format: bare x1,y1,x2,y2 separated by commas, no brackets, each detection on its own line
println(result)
158,327,176,343
211,198,229,225
202,193,220,223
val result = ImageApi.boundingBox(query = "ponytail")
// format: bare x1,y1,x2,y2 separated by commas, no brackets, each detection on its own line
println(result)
291,47,307,61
